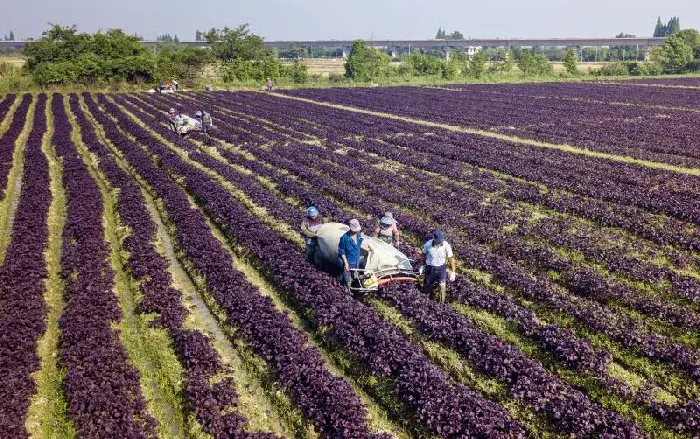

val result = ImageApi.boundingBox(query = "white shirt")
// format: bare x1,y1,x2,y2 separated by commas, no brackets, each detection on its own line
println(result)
423,240,454,267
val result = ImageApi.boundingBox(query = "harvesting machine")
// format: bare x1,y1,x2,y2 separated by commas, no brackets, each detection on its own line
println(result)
313,223,419,293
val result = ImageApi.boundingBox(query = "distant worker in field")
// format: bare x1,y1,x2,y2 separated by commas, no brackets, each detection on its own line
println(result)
193,110,213,134
373,212,400,247
301,205,324,262
338,219,373,292
420,231,456,303
167,108,179,131
266,77,274,92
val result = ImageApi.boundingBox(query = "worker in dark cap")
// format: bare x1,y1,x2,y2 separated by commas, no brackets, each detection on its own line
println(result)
419,231,456,303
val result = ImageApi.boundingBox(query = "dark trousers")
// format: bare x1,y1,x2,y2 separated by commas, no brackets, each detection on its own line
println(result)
424,264,447,288
342,263,359,287
305,238,317,262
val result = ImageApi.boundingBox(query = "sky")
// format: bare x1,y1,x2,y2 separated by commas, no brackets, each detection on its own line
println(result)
3,0,700,41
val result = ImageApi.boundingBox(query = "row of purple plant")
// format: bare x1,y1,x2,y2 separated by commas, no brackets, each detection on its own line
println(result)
140,91,700,432
70,94,275,438
51,94,156,437
197,90,700,255
124,92,651,437
283,85,700,167
103,92,527,438
203,91,700,300
0,94,32,199
0,94,49,437
159,91,700,376
87,93,389,438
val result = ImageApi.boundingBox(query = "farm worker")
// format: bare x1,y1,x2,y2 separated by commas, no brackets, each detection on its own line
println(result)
192,111,204,131
420,231,456,303
338,219,373,291
301,205,324,262
266,77,274,92
373,212,400,247
172,79,179,91
167,108,178,131
194,110,213,133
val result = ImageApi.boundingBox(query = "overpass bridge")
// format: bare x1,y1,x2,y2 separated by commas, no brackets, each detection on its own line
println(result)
0,37,666,57
263,37,666,49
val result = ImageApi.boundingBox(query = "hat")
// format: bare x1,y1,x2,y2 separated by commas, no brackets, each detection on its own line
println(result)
380,215,393,226
195,111,203,118
433,231,445,245
307,206,319,218
349,219,362,232
384,212,394,220
169,108,176,114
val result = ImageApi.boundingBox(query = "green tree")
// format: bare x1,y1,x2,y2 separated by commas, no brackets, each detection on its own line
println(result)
668,17,681,35
468,49,486,78
22,24,154,84
288,60,309,83
206,24,288,83
503,47,515,72
563,48,578,74
155,45,212,80
344,39,390,81
23,24,89,70
654,17,665,37
206,24,272,62
653,16,681,37
517,49,553,76
89,29,147,59
654,29,698,73
442,58,459,79
404,52,443,76
675,28,700,57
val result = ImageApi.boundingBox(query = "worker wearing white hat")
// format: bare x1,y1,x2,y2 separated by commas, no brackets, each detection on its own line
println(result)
338,219,373,291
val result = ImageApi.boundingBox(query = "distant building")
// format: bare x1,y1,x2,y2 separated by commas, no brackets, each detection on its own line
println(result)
466,46,482,57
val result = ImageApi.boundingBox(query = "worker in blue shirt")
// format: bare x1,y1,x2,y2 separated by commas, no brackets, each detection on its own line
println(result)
338,219,373,292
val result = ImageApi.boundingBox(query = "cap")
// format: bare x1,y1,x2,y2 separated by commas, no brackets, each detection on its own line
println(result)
349,219,362,232
195,111,203,118
307,206,319,218
433,230,445,245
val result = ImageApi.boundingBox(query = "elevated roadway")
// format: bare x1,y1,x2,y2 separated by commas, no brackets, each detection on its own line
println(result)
0,37,666,53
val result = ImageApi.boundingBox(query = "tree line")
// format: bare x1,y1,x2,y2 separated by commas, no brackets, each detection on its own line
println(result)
11,18,700,87
19,24,310,85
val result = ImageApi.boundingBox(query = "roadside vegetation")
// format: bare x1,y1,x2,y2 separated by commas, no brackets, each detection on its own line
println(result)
2,20,700,93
